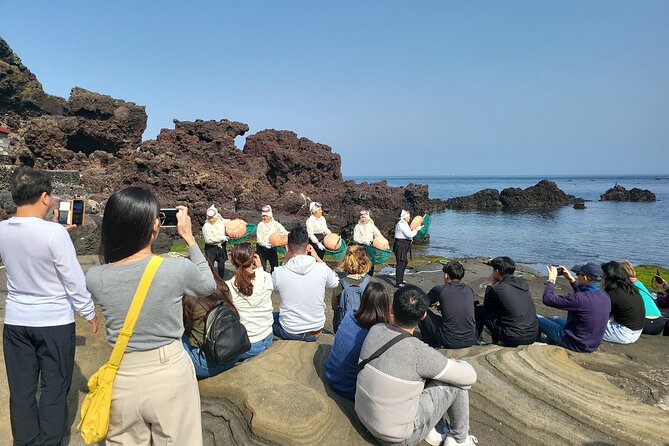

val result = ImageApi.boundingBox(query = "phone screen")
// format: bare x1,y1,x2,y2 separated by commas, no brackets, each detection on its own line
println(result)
71,199,85,226
58,201,70,225
159,208,178,227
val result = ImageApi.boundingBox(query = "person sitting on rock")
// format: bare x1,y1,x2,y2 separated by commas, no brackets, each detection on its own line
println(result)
538,262,611,352
324,282,392,399
353,209,383,276
393,210,421,288
418,261,478,349
356,285,478,446
475,256,539,346
332,244,374,333
272,225,339,341
202,204,229,278
306,201,331,260
601,261,645,344
620,261,665,335
255,205,288,272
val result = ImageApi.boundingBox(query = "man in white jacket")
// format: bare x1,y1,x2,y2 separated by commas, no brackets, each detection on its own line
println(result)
272,225,339,341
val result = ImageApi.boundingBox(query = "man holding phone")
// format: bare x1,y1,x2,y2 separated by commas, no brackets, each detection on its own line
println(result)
0,167,98,445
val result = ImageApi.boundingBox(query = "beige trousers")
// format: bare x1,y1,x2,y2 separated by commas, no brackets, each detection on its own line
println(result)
106,339,203,446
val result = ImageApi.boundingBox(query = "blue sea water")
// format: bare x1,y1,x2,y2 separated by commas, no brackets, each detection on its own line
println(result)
348,175,669,268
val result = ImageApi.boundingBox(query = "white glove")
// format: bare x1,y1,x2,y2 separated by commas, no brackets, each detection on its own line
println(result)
417,225,424,231
221,236,229,242
317,242,325,250
363,240,371,246
264,242,273,249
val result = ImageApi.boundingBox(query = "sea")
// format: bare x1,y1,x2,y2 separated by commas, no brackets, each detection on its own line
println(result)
347,175,669,269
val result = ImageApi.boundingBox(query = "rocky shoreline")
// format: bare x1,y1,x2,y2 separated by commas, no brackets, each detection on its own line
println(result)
1,255,667,446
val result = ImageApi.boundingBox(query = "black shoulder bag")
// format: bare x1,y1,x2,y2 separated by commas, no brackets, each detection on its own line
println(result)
357,332,411,374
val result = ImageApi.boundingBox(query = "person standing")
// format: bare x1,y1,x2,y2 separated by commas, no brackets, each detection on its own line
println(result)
353,209,382,276
306,201,331,260
393,210,420,287
0,167,98,446
255,205,288,272
202,204,229,278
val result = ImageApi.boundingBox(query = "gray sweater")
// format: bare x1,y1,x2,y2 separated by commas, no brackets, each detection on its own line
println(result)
86,245,216,352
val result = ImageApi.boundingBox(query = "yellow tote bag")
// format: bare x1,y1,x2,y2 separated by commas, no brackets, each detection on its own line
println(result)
78,256,163,444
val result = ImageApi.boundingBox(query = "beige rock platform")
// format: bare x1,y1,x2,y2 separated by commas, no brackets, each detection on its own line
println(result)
1,257,668,445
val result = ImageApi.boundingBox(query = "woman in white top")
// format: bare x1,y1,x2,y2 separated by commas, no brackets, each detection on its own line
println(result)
202,204,229,278
255,205,288,272
306,201,331,259
353,209,382,276
393,209,421,287
226,243,274,357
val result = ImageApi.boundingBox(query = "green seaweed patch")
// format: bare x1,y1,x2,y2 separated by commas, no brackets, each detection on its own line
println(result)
409,255,452,268
170,236,205,253
635,264,669,289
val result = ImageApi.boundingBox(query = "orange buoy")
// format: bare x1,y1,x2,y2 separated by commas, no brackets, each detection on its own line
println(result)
410,215,423,230
225,219,247,238
269,233,288,247
323,233,342,250
372,236,389,250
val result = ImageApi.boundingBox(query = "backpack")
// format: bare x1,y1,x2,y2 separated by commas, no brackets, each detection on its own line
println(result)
201,301,251,365
333,275,371,333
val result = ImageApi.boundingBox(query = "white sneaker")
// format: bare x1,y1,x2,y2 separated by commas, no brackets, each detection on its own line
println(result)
424,427,447,446
444,434,479,446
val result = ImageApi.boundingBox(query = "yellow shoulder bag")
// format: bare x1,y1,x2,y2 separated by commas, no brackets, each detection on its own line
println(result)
78,255,163,444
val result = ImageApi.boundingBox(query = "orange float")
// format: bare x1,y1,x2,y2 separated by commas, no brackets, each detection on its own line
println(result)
323,233,342,250
269,233,288,247
372,236,390,250
225,219,247,238
410,215,423,230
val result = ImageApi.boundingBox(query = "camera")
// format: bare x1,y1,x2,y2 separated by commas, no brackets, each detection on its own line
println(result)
159,208,179,227
551,264,565,274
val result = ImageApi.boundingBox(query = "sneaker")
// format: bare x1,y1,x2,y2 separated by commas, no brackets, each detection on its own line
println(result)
424,427,447,446
444,434,478,446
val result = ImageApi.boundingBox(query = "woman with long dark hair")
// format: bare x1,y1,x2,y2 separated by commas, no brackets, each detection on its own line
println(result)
86,187,215,445
601,261,645,344
324,282,392,399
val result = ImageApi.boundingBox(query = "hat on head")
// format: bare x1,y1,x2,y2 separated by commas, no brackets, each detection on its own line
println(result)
261,205,273,217
206,205,217,217
309,202,322,213
571,262,604,281
400,209,410,219
360,210,370,218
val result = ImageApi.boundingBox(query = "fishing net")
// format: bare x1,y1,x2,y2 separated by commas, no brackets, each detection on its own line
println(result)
414,214,431,241
324,238,347,260
273,246,286,255
365,245,392,265
228,223,257,245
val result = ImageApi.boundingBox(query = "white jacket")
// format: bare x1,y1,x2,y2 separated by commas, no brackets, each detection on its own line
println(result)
353,220,382,244
256,219,288,246
306,215,331,244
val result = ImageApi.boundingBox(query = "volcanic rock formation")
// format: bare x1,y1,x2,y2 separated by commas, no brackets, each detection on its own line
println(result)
600,184,656,202
445,180,581,210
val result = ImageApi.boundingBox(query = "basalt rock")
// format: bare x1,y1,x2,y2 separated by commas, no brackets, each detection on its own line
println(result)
600,184,656,202
446,180,580,210
445,188,502,210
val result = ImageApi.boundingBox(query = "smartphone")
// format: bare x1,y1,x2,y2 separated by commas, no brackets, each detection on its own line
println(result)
71,199,85,226
57,201,70,225
551,264,564,274
159,208,179,227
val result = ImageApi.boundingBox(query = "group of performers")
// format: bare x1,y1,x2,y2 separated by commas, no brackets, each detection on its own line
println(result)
201,202,422,287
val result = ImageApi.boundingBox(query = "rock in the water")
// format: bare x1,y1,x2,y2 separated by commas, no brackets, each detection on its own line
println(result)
445,180,581,210
600,184,656,202
445,188,502,210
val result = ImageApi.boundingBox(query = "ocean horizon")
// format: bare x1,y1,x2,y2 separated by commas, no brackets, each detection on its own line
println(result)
347,174,669,269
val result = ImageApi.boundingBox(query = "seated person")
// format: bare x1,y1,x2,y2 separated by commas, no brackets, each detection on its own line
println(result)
324,282,392,399
356,285,478,446
418,261,477,349
475,256,538,346
620,261,665,335
332,244,373,333
601,261,645,344
272,225,339,341
539,263,611,352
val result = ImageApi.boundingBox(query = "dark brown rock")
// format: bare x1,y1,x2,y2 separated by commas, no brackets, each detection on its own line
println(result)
445,188,502,210
600,184,656,202
499,180,578,209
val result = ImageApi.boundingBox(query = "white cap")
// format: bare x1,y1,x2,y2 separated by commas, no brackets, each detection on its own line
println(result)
309,202,322,213
360,210,370,218
400,209,410,219
261,205,273,217
206,205,217,217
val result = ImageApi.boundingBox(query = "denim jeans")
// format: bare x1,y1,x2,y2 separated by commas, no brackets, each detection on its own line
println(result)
537,315,568,348
182,332,273,379
272,312,320,342
602,317,642,344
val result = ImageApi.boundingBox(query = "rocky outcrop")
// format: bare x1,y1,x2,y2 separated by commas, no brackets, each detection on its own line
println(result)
600,184,656,202
446,180,581,210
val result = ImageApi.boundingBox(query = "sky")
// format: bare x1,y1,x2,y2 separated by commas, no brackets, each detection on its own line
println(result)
3,1,668,176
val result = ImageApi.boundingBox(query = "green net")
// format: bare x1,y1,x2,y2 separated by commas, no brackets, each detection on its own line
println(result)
365,245,392,265
228,223,258,245
324,238,347,260
274,246,286,255
414,214,431,241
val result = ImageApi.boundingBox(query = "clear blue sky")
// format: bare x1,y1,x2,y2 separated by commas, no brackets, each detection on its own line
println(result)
3,1,668,176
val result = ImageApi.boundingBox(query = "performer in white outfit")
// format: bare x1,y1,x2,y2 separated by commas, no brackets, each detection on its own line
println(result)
353,210,382,276
255,205,288,272
306,201,331,259
393,210,422,287
202,205,229,278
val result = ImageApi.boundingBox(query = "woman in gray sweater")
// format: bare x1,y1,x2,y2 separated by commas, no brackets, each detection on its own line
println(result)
86,187,215,446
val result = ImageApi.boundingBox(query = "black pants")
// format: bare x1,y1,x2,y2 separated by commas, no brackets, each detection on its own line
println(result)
3,323,75,446
204,243,227,279
474,305,536,346
310,234,326,260
393,239,411,286
419,310,478,349
257,244,279,272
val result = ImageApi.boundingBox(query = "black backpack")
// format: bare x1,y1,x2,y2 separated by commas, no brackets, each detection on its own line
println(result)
201,301,251,365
